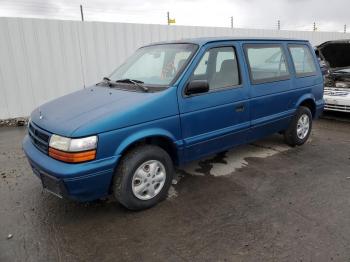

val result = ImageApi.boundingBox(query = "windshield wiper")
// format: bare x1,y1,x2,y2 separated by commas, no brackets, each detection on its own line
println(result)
96,77,116,86
103,77,111,82
116,79,149,92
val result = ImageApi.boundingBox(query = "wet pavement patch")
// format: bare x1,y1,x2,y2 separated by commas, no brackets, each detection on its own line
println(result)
194,151,228,176
181,136,292,178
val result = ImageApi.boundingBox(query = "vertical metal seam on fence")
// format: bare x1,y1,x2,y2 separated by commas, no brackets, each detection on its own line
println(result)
76,21,86,88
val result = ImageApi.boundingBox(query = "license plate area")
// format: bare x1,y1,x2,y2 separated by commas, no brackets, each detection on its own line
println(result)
40,172,64,199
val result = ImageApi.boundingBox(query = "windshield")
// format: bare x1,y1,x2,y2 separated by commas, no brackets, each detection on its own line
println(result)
109,43,197,86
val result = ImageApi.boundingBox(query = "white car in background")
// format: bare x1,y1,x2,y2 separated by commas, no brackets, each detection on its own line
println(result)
315,40,350,112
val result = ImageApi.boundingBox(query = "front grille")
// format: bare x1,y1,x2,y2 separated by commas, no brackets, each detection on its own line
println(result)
325,103,350,112
28,122,51,154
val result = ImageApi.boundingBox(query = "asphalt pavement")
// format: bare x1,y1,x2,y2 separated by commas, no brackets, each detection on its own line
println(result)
1,114,350,262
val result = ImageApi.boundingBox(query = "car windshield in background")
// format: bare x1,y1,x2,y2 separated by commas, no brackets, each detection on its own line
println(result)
109,43,198,86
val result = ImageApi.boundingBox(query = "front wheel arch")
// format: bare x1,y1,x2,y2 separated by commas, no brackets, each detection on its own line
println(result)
116,134,180,166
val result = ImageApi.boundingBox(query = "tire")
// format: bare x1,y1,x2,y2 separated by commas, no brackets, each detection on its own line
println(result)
284,106,313,147
113,145,174,211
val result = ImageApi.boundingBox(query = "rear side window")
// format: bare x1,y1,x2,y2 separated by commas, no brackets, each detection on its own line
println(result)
288,45,317,76
191,46,240,90
245,44,290,84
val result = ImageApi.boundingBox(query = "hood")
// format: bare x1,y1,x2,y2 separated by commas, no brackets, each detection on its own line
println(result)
31,86,178,137
317,40,350,69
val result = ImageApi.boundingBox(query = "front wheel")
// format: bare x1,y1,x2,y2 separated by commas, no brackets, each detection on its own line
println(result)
113,145,174,210
284,106,313,147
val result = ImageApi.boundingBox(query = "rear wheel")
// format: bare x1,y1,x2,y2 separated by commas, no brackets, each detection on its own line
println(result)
113,145,174,210
284,106,312,147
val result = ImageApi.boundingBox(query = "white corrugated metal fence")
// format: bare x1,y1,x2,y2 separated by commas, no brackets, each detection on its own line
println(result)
0,17,349,119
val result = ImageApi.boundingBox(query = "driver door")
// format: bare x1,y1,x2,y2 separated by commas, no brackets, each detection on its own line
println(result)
177,42,250,163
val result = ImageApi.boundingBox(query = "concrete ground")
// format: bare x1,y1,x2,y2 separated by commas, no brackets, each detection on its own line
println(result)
0,114,350,262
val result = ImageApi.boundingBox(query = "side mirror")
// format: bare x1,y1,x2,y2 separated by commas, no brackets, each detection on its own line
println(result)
185,80,209,95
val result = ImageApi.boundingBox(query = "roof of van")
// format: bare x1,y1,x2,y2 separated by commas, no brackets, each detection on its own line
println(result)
146,37,309,46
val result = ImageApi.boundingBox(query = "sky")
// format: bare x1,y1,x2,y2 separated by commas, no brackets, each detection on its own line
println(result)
0,0,349,32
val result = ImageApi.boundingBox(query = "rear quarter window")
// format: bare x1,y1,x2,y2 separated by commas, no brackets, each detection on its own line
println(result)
288,44,317,77
245,44,290,84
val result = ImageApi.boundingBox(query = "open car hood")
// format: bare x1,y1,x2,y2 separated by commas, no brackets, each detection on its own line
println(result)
316,40,350,69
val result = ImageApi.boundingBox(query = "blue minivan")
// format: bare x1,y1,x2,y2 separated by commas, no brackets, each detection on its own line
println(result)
23,37,324,210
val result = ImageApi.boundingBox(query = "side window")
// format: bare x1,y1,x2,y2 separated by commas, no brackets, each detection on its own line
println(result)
289,45,317,76
191,46,240,90
245,45,290,84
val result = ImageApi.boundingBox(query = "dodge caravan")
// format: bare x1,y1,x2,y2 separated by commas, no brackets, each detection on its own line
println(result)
23,37,324,210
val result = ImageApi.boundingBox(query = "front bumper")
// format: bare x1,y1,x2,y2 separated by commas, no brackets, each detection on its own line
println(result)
23,135,120,202
324,87,350,112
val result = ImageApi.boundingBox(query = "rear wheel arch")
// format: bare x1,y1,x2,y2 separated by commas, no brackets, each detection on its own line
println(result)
284,106,313,146
299,98,316,118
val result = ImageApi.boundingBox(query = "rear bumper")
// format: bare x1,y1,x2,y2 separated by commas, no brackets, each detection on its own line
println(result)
23,135,120,202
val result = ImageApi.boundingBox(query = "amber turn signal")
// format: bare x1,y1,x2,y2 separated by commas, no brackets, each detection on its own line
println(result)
49,147,96,163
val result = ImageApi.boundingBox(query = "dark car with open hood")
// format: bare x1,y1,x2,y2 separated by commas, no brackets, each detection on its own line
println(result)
315,40,350,112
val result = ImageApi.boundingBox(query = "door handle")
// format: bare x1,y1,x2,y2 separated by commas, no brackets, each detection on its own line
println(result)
235,104,245,112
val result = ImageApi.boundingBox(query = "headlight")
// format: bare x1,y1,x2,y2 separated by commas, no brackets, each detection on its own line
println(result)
49,135,97,163
49,135,97,152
